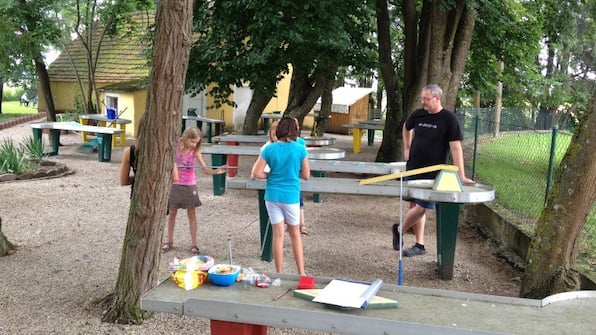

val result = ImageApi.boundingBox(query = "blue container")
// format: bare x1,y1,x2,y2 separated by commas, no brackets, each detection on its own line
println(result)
106,108,116,120
208,264,241,286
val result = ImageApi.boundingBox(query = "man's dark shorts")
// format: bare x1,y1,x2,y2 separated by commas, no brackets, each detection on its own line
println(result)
412,199,435,210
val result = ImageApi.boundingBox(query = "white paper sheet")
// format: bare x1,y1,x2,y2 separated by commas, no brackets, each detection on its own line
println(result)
312,278,383,309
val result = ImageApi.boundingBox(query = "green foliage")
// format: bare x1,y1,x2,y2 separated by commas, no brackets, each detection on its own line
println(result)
0,138,30,174
22,136,44,162
462,0,542,106
186,0,377,109
0,136,44,173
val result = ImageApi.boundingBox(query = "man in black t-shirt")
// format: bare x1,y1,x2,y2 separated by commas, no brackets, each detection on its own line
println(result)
393,84,474,256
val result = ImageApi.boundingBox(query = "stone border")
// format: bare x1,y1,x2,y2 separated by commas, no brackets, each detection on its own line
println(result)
0,161,75,183
0,112,47,130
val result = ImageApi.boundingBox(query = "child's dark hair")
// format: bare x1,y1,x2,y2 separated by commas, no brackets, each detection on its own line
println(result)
275,117,299,141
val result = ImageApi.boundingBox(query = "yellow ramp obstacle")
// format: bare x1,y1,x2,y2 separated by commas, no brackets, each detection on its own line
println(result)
359,164,459,185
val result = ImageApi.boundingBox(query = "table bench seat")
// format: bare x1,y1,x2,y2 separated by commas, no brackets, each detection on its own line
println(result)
29,121,123,162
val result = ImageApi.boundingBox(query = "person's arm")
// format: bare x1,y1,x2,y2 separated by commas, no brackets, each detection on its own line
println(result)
402,123,413,161
172,163,179,182
195,151,225,175
119,146,133,185
250,156,268,179
449,140,474,184
300,157,310,180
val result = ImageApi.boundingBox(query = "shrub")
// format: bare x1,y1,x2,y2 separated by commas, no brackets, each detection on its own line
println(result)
0,136,43,174
0,139,29,173
22,136,44,161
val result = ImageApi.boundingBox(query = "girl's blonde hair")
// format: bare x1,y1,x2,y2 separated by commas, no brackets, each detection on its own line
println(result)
268,120,279,142
180,126,203,153
134,113,147,157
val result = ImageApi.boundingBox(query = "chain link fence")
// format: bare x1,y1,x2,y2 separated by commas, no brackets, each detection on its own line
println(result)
456,107,595,264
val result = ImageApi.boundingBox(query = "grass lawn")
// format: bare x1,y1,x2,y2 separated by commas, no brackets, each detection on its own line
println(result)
476,131,595,264
0,101,39,123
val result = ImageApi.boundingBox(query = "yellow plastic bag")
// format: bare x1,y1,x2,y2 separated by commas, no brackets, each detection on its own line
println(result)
172,270,208,290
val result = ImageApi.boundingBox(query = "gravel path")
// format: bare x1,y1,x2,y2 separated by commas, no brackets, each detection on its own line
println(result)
0,120,521,334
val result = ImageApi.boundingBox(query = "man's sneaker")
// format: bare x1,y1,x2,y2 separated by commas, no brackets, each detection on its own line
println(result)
403,244,426,257
392,224,401,250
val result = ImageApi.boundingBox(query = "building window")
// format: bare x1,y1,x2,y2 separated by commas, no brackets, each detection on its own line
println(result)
105,94,119,113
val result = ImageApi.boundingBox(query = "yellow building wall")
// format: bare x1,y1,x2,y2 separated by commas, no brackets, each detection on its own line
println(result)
41,67,300,137
98,90,147,138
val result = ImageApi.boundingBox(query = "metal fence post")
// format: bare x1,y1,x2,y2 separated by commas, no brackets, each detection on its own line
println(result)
472,114,479,180
545,125,559,204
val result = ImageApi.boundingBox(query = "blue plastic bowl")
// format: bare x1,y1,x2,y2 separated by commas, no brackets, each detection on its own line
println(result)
208,264,241,287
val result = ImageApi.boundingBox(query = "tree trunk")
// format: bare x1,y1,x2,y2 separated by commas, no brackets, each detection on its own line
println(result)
35,58,57,122
311,78,334,138
520,94,596,299
101,0,193,324
0,217,17,257
242,88,273,135
285,63,332,125
404,0,475,113
375,0,403,162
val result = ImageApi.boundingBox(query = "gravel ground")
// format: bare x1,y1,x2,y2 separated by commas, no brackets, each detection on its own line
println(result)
0,120,521,334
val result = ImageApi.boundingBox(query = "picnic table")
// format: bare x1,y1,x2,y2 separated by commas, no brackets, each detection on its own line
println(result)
141,273,596,335
211,135,269,177
228,176,495,280
201,145,346,196
182,115,224,143
78,114,131,147
359,119,385,147
29,121,123,162
342,122,385,153
260,112,282,133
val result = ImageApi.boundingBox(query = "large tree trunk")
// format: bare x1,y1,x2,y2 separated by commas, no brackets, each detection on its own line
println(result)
0,217,17,257
242,88,273,135
405,0,476,112
101,0,193,324
285,63,333,126
520,95,596,299
35,58,57,122
375,0,404,162
311,78,334,138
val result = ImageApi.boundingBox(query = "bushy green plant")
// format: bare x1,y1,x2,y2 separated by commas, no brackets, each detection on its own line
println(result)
22,136,44,161
0,139,31,173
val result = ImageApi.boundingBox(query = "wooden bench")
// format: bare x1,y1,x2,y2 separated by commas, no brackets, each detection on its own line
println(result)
228,177,495,280
342,122,385,153
78,114,131,147
182,115,225,143
29,121,123,162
